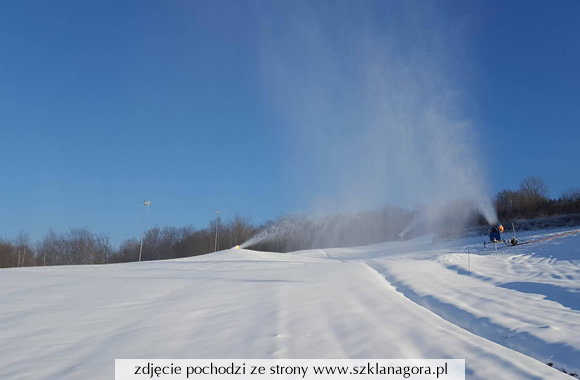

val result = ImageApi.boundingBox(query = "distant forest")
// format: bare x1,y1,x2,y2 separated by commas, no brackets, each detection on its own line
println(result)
1,176,579,268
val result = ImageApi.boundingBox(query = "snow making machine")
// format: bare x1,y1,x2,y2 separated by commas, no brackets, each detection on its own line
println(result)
484,222,519,250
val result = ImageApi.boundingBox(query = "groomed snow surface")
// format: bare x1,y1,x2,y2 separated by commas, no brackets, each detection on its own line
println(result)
2,228,579,379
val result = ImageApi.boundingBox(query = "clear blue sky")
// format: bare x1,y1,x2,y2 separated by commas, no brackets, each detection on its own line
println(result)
1,1,579,247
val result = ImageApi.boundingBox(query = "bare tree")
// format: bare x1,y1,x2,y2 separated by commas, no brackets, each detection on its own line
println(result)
520,176,548,200
37,229,60,266
228,215,254,247
142,226,161,261
111,238,140,263
562,187,580,202
63,227,94,265
0,239,16,268
94,234,112,264
14,232,30,267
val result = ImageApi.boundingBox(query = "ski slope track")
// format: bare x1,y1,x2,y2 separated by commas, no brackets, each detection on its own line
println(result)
1,229,579,379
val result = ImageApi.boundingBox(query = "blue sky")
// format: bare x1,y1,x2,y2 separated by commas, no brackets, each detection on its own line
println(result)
1,1,579,246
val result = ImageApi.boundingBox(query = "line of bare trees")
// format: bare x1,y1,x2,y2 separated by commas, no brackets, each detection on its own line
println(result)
1,176,579,269
109,215,256,263
0,215,257,268
496,176,580,220
0,228,113,268
0,207,415,268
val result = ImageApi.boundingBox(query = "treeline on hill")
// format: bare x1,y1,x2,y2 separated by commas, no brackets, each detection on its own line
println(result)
1,176,579,268
0,215,257,268
0,208,414,268
495,176,580,220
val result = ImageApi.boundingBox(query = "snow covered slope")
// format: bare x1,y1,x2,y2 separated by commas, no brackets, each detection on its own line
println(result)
1,229,578,379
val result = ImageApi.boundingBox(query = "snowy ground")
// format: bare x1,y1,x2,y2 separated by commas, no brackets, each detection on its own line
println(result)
1,228,579,379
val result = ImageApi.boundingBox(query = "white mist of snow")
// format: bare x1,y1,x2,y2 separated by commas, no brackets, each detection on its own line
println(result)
249,2,498,246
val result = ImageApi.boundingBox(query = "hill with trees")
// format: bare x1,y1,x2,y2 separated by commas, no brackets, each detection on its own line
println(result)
1,176,579,268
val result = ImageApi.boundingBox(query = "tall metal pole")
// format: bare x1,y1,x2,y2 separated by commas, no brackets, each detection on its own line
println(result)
214,210,220,252
139,200,151,262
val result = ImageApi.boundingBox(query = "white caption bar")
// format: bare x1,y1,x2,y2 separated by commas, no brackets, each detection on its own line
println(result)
116,359,465,380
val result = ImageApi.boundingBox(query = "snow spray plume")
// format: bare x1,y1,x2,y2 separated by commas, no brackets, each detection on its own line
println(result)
240,217,309,249
258,2,497,245
242,209,413,251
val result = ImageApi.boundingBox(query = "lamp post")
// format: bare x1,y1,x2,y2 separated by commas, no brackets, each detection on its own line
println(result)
214,210,220,252
139,200,151,262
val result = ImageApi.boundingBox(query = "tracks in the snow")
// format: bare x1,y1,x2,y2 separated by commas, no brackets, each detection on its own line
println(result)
363,260,580,376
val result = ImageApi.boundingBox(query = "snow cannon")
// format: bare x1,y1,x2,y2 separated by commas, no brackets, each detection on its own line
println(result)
484,222,517,249
397,232,405,241
484,222,504,250
490,222,504,241
232,245,241,250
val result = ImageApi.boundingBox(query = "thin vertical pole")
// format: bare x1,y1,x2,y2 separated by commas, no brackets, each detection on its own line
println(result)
214,210,220,252
139,201,150,262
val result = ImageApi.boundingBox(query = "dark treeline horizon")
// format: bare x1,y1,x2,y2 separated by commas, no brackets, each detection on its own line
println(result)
1,176,579,268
